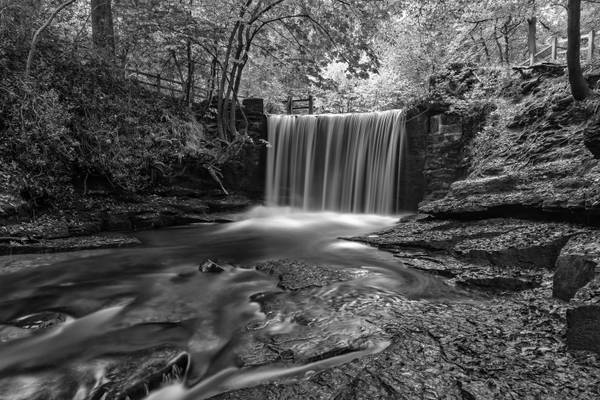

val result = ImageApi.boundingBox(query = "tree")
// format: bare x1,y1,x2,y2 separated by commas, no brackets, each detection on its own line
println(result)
25,0,78,78
91,0,115,59
567,0,591,100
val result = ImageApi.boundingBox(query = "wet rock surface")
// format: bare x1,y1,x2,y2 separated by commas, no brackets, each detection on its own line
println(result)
350,217,582,270
2,240,600,399
0,233,141,256
347,216,600,362
211,262,600,400
254,260,357,290
0,194,251,255
3,204,600,399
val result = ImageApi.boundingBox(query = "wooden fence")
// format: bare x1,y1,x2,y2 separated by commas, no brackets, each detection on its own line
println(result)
526,30,596,66
286,95,314,114
124,68,208,104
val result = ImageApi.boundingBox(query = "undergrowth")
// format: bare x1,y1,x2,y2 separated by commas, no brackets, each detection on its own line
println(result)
0,38,233,206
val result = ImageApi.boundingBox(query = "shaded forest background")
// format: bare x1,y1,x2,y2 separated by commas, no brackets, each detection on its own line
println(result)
1,0,599,207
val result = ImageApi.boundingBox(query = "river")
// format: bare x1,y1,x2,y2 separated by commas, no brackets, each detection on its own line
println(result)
0,207,466,400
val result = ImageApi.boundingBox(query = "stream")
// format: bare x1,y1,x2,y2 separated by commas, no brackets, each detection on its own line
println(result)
0,207,469,400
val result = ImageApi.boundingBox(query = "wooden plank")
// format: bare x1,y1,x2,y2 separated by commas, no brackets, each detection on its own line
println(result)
589,30,596,62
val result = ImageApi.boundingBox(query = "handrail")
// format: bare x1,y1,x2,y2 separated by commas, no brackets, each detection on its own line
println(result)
124,67,208,104
524,29,596,66
285,95,314,114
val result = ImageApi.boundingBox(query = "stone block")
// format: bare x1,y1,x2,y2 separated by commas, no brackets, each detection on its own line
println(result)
553,255,596,301
567,305,600,354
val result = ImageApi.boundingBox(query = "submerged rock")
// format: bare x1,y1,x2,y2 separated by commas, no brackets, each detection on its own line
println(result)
200,260,225,274
254,260,356,291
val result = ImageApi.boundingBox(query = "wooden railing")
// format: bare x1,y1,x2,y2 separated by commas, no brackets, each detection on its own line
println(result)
124,68,208,104
525,30,596,66
286,95,314,114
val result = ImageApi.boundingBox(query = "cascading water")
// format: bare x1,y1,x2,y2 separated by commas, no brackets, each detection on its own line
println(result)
266,110,407,214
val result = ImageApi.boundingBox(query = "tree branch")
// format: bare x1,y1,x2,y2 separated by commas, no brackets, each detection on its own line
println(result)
25,0,78,78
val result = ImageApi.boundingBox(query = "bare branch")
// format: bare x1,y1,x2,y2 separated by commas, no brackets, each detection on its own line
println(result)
26,0,78,78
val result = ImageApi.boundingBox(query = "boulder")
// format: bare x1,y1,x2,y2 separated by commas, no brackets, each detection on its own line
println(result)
566,305,600,354
553,256,596,301
199,259,225,273
583,118,600,159
553,233,600,301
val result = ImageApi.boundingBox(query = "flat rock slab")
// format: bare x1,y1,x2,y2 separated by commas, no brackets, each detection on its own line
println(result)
351,218,581,270
254,260,360,291
392,249,544,293
0,233,141,256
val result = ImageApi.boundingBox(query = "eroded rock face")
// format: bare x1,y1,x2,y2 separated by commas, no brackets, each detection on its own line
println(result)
418,77,600,225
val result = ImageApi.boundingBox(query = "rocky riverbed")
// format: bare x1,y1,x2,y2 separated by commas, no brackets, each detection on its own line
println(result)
3,212,599,400
209,216,600,399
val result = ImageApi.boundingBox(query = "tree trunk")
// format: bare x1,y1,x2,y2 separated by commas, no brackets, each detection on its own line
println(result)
185,40,195,107
91,0,115,60
567,0,591,100
493,24,505,64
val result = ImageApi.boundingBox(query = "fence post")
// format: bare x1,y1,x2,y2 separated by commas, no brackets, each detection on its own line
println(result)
287,96,293,114
527,17,537,66
588,30,596,63
551,36,558,62
308,95,314,114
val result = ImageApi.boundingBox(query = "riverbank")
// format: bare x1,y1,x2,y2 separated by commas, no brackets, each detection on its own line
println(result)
0,191,253,256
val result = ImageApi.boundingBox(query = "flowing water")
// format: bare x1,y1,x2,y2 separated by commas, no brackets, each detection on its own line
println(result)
0,109,464,399
0,208,467,400
266,110,407,214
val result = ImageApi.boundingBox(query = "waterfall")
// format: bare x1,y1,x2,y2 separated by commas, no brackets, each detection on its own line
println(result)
266,109,407,214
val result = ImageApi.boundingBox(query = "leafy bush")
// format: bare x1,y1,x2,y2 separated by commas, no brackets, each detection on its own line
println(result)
0,56,231,204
